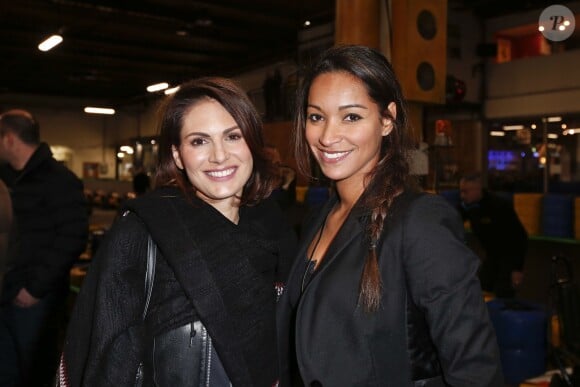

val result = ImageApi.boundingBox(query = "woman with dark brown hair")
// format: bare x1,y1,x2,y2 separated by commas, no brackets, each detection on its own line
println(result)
277,45,503,386
59,77,297,386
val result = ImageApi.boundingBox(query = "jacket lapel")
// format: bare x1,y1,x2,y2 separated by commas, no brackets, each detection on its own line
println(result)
298,195,368,296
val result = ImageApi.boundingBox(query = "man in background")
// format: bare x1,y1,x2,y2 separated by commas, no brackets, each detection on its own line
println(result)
0,109,89,386
0,179,12,291
459,171,528,298
132,166,151,197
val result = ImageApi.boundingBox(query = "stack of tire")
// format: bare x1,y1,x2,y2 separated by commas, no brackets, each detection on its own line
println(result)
487,299,547,385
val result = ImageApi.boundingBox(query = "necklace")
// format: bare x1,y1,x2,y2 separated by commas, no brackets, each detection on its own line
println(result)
301,213,329,292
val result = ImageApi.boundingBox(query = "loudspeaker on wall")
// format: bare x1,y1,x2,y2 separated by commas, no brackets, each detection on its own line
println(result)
390,0,447,104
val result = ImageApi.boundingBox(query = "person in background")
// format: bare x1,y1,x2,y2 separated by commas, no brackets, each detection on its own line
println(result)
459,171,528,298
264,145,297,210
59,77,297,386
132,166,151,197
277,45,503,386
0,109,89,387
0,178,13,291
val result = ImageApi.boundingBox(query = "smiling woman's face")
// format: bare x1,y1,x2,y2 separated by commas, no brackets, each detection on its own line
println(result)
172,98,253,206
305,71,395,188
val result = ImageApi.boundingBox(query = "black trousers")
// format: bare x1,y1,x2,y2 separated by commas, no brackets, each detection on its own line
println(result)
0,292,66,387
479,255,515,298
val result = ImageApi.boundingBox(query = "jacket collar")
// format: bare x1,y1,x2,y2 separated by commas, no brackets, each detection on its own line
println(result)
13,142,52,183
289,192,370,303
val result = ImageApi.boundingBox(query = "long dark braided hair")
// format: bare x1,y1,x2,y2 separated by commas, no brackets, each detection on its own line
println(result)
293,45,416,312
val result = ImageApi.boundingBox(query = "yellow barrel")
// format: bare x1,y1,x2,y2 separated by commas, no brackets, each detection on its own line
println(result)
295,186,308,204
513,193,543,236
575,197,580,239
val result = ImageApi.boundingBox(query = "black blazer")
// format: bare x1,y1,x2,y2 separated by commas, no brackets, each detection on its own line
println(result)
277,191,503,387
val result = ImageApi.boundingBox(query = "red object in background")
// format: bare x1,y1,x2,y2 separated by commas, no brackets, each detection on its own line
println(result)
434,119,453,146
445,75,466,102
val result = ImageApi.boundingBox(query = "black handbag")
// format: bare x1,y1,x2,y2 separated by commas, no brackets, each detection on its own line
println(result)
134,235,157,387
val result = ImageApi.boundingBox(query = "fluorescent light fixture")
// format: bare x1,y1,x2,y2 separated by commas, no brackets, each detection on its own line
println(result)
84,107,115,115
164,86,180,95
547,116,562,122
38,34,63,52
490,131,505,136
120,146,134,154
147,82,169,93
503,125,524,131
548,133,558,139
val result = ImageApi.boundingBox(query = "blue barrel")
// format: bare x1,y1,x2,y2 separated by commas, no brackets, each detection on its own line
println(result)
487,299,547,385
305,186,330,209
542,194,573,238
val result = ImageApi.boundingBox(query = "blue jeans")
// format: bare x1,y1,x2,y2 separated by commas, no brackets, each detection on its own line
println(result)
0,291,66,387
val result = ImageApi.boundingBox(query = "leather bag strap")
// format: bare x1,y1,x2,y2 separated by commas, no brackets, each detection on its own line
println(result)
142,235,157,321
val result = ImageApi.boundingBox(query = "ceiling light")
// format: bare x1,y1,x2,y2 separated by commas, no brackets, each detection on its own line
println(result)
164,86,180,95
84,107,115,115
503,125,524,131
304,20,311,27
147,82,169,93
548,133,559,139
490,131,505,136
38,34,63,52
547,116,562,122
120,146,134,154
194,18,213,27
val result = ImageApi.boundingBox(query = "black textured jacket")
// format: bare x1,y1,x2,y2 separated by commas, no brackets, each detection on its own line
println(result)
60,187,297,387
0,143,88,302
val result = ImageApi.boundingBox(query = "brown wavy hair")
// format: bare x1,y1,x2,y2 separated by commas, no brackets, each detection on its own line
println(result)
293,45,416,312
154,76,279,205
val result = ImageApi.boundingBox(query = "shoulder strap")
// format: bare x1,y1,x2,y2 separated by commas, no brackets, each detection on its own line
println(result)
142,235,157,321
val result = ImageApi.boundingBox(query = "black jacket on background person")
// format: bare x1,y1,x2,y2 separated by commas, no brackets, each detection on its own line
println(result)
0,142,89,303
458,190,528,297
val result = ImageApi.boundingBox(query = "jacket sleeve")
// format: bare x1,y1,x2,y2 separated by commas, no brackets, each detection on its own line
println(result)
28,174,89,297
60,213,149,387
402,194,504,386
